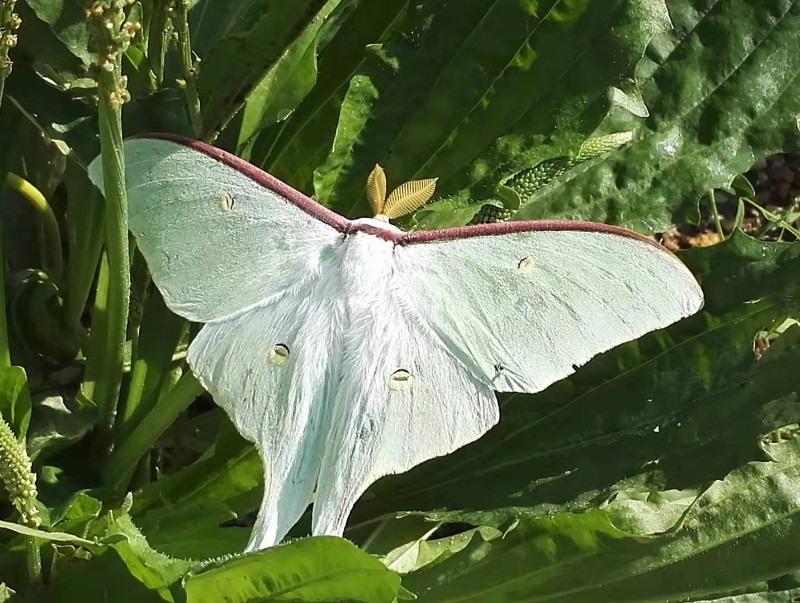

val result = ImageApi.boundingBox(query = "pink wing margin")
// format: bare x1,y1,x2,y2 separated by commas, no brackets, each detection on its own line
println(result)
144,134,665,251
145,133,351,232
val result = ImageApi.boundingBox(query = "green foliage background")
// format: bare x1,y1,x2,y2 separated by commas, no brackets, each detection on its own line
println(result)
1,0,800,600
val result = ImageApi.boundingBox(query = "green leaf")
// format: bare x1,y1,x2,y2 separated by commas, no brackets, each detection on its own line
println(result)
62,158,104,333
314,0,670,218
0,519,96,546
182,536,402,603
5,66,98,164
236,0,349,156
131,419,261,559
403,439,800,602
248,0,411,191
410,197,485,230
120,287,188,432
101,513,196,592
196,0,342,137
105,371,204,489
50,491,104,538
515,0,800,231
26,394,98,460
23,0,94,66
19,500,195,599
347,233,800,530
383,524,501,575
0,366,31,438
9,552,166,603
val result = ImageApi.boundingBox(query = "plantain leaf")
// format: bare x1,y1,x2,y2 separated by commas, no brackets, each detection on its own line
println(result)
182,537,402,603
23,0,94,66
0,366,31,439
235,0,352,156
515,0,800,231
130,418,260,559
248,0,411,192
314,0,671,218
402,439,800,602
195,0,342,138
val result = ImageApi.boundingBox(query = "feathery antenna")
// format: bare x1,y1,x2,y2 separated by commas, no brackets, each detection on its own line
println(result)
364,164,437,220
366,164,387,216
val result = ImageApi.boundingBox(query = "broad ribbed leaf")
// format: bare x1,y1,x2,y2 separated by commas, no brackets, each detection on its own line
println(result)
515,0,800,231
402,440,800,602
247,0,411,192
314,0,671,218
131,419,260,559
182,537,402,603
235,0,349,155
195,0,335,136
346,233,800,530
100,514,196,593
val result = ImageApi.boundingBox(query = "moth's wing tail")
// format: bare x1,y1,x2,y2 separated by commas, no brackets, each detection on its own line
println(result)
189,291,335,550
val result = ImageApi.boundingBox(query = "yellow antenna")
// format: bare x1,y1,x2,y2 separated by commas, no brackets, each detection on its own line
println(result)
383,179,437,219
365,164,387,216
364,165,437,220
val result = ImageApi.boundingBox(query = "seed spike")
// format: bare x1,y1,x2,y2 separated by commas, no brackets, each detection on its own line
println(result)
383,178,437,219
366,164,387,216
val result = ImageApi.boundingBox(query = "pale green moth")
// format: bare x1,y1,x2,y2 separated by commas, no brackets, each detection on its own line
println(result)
88,136,704,551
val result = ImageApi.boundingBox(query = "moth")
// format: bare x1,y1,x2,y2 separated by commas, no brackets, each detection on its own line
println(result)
89,136,704,551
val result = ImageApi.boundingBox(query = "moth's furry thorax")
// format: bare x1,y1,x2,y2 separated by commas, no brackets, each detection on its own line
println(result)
349,217,403,234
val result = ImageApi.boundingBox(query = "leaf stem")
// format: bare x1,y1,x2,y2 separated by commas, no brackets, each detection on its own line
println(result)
105,371,203,489
62,180,104,335
0,174,10,368
93,69,130,443
80,252,110,406
5,173,64,283
708,189,725,241
25,537,41,587
173,0,202,138
743,197,800,239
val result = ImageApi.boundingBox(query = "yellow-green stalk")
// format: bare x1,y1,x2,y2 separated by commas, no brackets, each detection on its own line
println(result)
171,0,202,138
84,0,139,443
